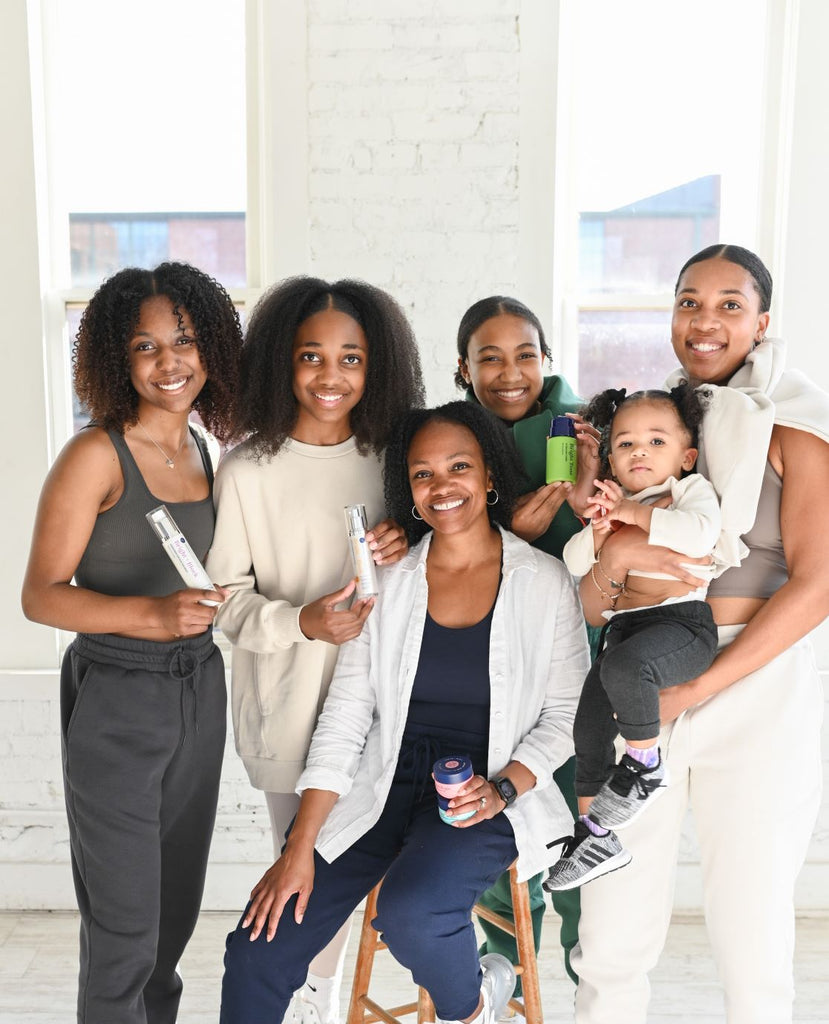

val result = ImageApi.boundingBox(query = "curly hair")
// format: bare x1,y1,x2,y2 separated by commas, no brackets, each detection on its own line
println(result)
72,262,243,442
454,295,551,392
580,385,710,480
384,401,528,545
236,276,425,458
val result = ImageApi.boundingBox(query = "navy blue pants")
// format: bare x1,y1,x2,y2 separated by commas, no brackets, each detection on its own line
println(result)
574,601,717,797
61,630,226,1024
220,782,517,1024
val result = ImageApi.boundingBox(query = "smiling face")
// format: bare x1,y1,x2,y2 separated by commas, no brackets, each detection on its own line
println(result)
459,313,545,422
672,257,770,385
407,419,494,536
128,295,206,415
607,399,698,492
291,307,368,445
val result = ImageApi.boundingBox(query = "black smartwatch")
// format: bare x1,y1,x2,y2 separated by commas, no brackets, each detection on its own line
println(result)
491,775,518,808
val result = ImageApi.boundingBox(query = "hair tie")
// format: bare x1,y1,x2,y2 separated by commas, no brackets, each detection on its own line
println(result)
608,387,627,406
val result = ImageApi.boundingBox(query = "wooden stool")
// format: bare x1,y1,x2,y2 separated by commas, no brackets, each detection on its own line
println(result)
346,864,542,1024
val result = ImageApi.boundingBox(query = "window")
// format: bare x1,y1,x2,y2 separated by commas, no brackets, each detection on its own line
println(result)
45,0,247,433
566,0,768,397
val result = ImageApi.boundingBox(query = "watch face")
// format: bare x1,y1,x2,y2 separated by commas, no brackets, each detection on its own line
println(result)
497,777,517,803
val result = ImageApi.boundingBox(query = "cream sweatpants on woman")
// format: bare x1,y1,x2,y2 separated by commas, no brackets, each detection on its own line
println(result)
572,626,823,1024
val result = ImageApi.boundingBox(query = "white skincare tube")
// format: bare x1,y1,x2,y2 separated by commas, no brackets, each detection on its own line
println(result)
344,504,379,599
146,505,220,606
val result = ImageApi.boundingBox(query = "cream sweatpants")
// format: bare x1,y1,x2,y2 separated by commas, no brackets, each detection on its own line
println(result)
572,626,824,1024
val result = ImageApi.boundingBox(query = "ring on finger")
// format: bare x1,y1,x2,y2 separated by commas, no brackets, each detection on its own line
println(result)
480,795,487,809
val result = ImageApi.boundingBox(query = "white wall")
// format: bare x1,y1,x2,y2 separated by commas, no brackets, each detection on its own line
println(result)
1,0,827,911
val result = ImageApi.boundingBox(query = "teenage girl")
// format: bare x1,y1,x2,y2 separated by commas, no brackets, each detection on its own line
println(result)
205,276,424,1024
454,295,599,984
22,262,243,1024
545,386,720,891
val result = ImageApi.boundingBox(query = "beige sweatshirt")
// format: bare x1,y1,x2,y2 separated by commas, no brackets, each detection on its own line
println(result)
206,435,386,791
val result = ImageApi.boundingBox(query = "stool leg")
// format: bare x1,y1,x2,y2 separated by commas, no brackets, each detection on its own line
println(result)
347,885,382,1024
417,987,435,1024
509,867,542,1024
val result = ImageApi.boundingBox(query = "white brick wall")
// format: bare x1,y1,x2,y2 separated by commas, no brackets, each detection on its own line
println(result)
305,0,522,405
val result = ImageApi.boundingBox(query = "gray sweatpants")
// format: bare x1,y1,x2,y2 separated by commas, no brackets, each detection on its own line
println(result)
60,630,226,1024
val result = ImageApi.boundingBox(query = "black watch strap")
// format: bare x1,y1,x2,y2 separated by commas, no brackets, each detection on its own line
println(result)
491,775,517,808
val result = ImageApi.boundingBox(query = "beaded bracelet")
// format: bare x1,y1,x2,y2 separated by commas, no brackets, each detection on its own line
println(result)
590,563,625,606
596,549,626,591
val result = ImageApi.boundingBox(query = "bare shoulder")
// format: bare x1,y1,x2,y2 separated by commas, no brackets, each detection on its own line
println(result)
772,424,829,481
45,427,122,507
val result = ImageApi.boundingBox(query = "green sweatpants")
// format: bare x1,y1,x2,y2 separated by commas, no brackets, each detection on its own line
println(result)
476,625,600,990
477,756,580,989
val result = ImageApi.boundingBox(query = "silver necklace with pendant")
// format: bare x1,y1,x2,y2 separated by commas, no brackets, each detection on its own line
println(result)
137,419,188,469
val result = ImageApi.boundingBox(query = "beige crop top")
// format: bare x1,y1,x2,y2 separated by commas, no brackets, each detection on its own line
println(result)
707,461,787,599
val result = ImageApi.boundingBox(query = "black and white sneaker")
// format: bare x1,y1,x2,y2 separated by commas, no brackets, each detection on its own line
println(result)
588,752,669,831
542,821,632,892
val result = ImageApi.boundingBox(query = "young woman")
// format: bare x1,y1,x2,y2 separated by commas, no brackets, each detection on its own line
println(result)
218,401,590,1024
205,277,424,1024
21,262,243,1024
455,296,600,984
572,245,829,1024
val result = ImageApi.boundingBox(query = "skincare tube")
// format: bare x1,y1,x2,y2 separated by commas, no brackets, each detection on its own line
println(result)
344,504,379,600
546,415,577,484
146,505,220,606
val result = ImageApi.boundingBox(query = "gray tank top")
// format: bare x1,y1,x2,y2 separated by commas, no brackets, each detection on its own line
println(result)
74,427,215,597
707,460,787,599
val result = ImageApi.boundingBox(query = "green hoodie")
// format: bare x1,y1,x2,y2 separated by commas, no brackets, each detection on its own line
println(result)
468,374,584,559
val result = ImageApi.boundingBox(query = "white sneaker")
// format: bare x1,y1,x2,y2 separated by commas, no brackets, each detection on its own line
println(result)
287,986,341,1024
497,999,519,1024
480,954,516,1024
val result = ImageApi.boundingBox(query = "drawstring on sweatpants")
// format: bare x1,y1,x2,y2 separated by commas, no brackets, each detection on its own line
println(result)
168,645,201,739
397,734,443,804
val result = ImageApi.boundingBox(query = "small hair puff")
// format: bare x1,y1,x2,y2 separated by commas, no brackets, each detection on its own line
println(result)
580,384,710,480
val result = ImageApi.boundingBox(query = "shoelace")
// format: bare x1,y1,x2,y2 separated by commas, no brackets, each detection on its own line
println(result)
548,819,592,857
609,756,657,798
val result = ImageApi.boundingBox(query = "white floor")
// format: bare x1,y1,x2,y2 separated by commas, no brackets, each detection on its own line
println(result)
0,910,826,1023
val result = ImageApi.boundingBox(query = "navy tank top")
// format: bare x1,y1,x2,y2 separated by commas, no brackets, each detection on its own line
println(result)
74,427,215,598
397,602,495,787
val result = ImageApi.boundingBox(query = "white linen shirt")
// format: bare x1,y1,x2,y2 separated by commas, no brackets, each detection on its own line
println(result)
297,527,590,882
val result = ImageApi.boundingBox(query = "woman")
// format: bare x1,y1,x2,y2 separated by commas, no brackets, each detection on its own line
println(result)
571,245,829,1024
219,402,590,1024
455,296,600,984
21,263,243,1024
205,276,423,1024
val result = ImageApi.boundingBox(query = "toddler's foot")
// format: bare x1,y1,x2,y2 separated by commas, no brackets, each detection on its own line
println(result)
542,820,631,892
588,751,669,830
